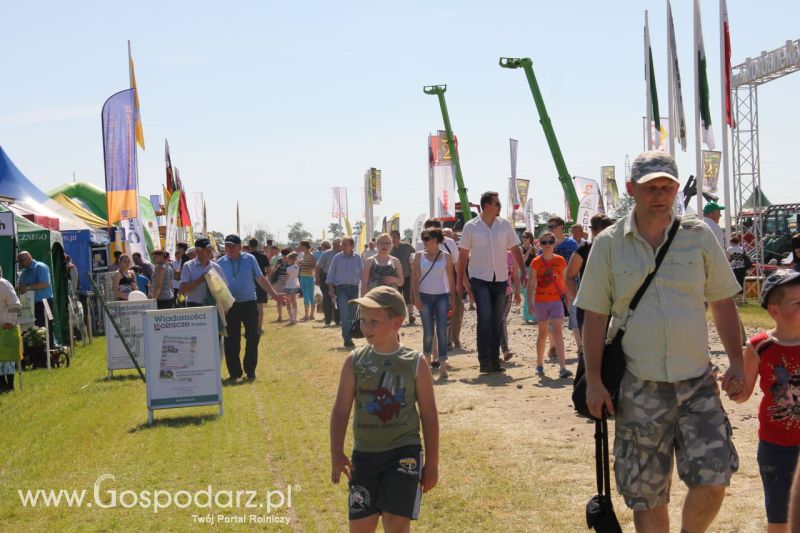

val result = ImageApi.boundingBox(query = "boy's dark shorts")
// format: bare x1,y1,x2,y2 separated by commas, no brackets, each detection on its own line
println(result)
758,440,800,524
348,444,422,521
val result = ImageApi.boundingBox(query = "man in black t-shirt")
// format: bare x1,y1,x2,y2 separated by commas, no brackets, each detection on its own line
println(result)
565,214,613,334
249,238,271,334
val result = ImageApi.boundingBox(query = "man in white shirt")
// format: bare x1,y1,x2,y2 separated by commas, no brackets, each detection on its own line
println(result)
702,201,725,249
456,191,527,373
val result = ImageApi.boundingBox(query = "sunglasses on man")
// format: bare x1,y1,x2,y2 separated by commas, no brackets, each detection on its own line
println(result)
540,239,555,245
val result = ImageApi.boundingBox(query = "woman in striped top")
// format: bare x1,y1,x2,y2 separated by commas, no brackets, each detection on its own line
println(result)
297,240,318,321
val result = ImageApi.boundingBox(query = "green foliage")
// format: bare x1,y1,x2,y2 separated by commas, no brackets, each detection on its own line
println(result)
287,222,312,247
328,223,344,238
614,193,636,218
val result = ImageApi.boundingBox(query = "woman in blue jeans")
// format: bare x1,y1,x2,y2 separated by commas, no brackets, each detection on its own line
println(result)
412,228,456,378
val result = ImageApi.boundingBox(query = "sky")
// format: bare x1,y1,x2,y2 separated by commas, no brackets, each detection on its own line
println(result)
1,0,798,240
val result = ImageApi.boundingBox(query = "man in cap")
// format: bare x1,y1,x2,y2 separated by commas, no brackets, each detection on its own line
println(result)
703,200,726,249
217,234,286,382
179,238,228,307
16,252,54,343
576,151,745,532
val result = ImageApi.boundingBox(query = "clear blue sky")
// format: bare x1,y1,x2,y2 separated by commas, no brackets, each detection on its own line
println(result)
1,0,798,239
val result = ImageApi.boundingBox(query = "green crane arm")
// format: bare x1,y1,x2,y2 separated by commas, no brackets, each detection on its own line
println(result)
499,58,580,221
423,84,472,224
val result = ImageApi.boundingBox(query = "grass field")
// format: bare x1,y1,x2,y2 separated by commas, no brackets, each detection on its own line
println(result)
0,302,774,532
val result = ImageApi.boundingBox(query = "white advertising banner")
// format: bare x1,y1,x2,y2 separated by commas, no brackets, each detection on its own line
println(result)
411,213,427,246
0,211,15,237
573,177,601,233
428,133,457,220
432,165,456,219
143,306,222,413
121,216,148,259
188,192,205,234
105,299,157,371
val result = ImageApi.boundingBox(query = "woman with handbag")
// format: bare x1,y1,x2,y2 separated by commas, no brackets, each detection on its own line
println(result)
412,228,456,378
527,231,572,379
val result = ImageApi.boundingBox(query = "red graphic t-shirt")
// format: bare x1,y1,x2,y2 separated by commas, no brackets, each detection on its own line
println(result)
751,332,800,447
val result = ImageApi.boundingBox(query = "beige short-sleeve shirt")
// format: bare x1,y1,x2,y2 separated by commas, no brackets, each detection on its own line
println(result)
575,213,741,383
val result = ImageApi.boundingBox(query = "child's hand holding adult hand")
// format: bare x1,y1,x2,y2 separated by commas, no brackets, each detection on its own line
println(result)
721,367,746,403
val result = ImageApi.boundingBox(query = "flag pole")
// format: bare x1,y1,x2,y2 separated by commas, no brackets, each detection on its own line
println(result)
667,1,676,156
719,0,732,244
694,0,704,217
644,11,653,151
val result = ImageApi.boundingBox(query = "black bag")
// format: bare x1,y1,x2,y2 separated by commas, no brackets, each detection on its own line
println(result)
572,218,680,420
743,251,753,270
585,417,622,533
349,308,364,339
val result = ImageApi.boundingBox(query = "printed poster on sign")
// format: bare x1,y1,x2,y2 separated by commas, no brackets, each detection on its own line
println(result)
143,306,221,412
601,166,621,215
702,151,722,194
507,178,530,226
105,299,156,371
18,292,36,329
369,169,382,205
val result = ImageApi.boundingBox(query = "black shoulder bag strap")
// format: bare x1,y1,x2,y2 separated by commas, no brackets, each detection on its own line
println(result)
418,250,442,285
611,218,681,343
595,418,612,498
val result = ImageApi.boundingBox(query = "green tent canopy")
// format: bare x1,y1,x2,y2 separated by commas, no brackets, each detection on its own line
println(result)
48,181,108,221
0,206,68,344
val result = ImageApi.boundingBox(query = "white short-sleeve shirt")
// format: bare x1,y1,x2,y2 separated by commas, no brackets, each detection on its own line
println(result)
415,236,460,265
459,216,519,283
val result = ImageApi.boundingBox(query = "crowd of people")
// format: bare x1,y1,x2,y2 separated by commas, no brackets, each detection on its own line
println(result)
327,151,800,532
4,148,800,531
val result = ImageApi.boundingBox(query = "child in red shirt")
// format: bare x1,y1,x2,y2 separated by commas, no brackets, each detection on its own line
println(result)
739,270,800,529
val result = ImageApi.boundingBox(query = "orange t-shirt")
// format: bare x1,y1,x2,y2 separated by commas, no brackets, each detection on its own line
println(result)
530,255,566,303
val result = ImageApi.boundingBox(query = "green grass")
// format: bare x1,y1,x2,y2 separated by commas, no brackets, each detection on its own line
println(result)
0,302,769,531
737,301,773,330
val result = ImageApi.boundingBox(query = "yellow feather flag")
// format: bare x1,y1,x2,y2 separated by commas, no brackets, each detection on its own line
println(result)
163,184,171,206
344,217,353,237
128,41,145,150
358,222,367,252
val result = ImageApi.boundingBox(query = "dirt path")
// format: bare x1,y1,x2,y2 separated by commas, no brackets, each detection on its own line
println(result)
396,303,767,530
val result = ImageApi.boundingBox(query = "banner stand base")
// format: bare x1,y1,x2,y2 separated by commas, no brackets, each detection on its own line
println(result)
146,406,222,426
